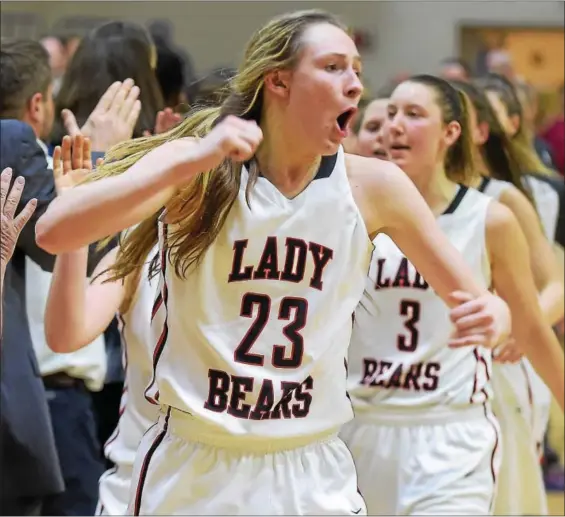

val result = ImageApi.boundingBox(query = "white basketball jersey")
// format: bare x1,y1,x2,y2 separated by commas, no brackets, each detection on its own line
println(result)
480,175,559,242
523,175,559,242
148,146,373,438
477,176,511,201
104,248,161,467
478,176,552,439
347,186,493,412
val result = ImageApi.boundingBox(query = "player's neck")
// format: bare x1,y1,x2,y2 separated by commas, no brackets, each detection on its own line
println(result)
411,167,459,217
474,151,490,178
256,116,321,198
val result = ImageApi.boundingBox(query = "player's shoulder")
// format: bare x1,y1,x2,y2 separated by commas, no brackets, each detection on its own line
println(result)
344,152,409,203
345,152,399,182
485,197,519,237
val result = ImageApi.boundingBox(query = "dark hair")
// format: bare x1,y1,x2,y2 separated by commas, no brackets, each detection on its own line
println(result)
51,21,164,144
191,67,238,106
0,39,51,119
155,43,186,108
404,74,477,184
449,79,534,203
476,72,554,176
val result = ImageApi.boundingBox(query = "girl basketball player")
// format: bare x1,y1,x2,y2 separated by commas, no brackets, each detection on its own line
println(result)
37,11,512,515
43,136,160,515
354,96,389,159
451,79,563,515
342,75,565,515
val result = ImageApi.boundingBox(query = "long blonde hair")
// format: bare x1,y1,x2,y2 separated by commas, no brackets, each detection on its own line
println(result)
89,10,347,284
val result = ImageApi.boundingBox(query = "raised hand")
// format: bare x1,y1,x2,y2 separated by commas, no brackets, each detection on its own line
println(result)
143,108,183,136
198,115,263,170
62,79,141,152
52,135,94,195
1,167,37,267
447,290,511,350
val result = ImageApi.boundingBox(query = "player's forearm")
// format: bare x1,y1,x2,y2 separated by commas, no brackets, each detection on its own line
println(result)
518,319,565,412
45,248,90,353
35,140,210,254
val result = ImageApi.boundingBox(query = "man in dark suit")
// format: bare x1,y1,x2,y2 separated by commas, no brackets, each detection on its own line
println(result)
1,38,141,515
0,119,64,516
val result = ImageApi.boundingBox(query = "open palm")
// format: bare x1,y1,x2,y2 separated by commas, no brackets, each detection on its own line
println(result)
1,168,37,266
53,135,94,195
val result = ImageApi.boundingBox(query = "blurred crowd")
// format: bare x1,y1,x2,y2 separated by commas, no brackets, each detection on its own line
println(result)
0,15,563,517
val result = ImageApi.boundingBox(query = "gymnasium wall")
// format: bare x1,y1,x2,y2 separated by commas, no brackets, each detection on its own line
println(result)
1,1,563,90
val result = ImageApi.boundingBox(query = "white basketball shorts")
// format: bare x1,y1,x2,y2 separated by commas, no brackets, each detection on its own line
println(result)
491,361,548,515
127,407,366,515
96,464,133,516
340,405,501,515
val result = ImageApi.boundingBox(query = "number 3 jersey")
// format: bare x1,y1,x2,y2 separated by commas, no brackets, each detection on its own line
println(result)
148,146,373,438
347,186,494,414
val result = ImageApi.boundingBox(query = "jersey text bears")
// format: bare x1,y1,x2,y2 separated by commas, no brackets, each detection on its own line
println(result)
202,237,333,419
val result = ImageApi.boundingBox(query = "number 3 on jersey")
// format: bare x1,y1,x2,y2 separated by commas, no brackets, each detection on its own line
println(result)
235,292,307,368
397,299,421,352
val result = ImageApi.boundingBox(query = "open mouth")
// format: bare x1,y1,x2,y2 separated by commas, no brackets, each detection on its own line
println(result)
390,144,410,151
336,108,357,132
373,149,388,158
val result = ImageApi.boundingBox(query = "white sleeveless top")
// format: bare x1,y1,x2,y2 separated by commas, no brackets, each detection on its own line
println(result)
480,175,559,242
478,176,552,425
104,248,160,467
523,175,560,242
148,146,373,438
347,186,493,413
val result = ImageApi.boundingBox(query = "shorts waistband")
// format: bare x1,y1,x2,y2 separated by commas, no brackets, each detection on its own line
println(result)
160,406,339,453
353,403,491,425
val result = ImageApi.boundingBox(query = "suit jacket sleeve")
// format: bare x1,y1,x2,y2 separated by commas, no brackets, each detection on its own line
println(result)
9,126,58,271
3,122,116,273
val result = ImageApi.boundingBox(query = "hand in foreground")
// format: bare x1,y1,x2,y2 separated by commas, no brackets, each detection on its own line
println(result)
196,115,263,171
447,291,511,349
1,167,37,267
492,337,524,364
53,134,94,195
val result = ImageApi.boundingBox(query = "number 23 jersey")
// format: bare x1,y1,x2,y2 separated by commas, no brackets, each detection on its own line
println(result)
347,186,494,413
148,146,373,438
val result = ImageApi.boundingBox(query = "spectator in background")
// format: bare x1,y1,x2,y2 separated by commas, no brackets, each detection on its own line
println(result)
155,42,188,108
1,41,54,148
51,20,164,146
1,38,140,516
541,83,565,176
148,19,197,96
61,34,81,62
439,57,471,81
0,120,65,517
0,40,62,513
39,35,68,97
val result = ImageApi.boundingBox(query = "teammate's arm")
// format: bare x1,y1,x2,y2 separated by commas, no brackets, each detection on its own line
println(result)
498,186,564,326
486,200,564,411
349,155,510,348
45,247,125,353
36,117,263,254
